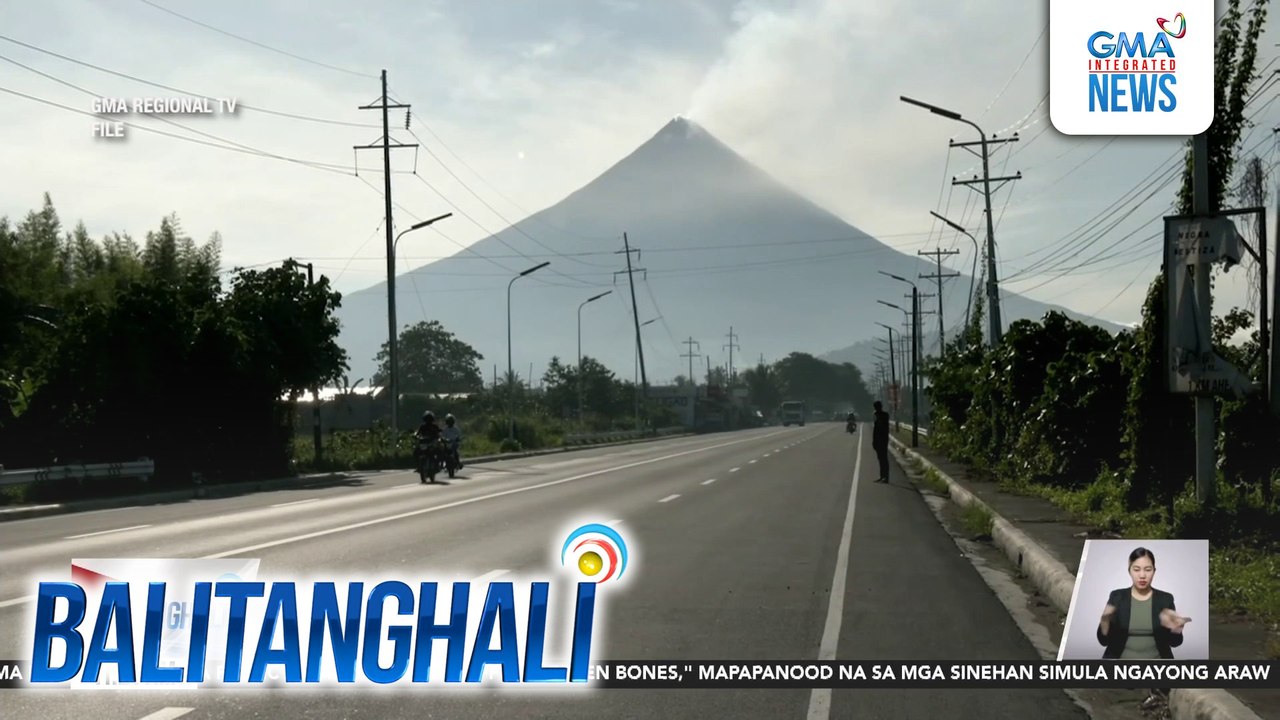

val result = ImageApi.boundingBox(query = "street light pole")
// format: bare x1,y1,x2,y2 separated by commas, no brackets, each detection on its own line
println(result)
634,317,659,428
876,322,900,432
577,290,612,421
387,212,452,437
930,210,981,345
508,261,551,441
879,271,920,447
903,96,1003,344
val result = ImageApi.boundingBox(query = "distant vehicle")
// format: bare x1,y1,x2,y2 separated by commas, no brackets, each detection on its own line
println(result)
780,400,806,427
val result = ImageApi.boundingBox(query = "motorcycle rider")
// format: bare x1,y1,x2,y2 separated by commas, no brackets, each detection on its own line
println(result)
442,413,463,469
414,411,442,459
846,411,858,433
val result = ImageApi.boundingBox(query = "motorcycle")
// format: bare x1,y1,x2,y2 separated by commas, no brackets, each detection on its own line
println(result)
417,437,447,484
444,437,462,479
846,418,857,434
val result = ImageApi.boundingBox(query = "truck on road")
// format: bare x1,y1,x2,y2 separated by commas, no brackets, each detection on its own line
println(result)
780,400,806,427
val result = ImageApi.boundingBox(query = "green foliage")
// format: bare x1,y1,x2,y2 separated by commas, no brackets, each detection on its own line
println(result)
960,503,994,540
1121,275,1197,511
727,352,874,417
1176,0,1269,214
0,196,347,487
373,320,484,393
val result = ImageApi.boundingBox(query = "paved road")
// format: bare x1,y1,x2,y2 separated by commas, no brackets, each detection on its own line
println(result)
0,426,1090,719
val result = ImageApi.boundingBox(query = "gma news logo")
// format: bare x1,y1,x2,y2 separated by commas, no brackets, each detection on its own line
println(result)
1050,0,1213,135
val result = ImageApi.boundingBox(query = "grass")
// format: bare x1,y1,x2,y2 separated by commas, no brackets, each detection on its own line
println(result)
291,428,546,474
919,466,950,497
960,503,994,541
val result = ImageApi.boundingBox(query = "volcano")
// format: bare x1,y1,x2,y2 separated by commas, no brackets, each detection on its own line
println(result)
333,117,1121,387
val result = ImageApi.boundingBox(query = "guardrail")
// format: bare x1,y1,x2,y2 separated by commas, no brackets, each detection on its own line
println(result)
0,459,155,487
899,423,930,436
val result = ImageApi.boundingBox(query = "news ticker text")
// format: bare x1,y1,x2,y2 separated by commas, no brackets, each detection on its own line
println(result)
2,660,1275,689
589,661,1277,689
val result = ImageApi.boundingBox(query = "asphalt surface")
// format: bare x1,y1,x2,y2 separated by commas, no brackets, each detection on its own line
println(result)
1,425,1091,719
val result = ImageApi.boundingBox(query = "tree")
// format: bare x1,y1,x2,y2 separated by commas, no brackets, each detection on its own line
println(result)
372,320,483,393
741,363,783,410
223,260,348,396
1127,0,1269,509
1175,0,1269,215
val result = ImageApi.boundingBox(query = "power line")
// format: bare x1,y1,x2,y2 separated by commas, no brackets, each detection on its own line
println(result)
405,127,615,270
0,84,359,176
407,173,593,287
981,22,1048,120
0,33,380,128
136,0,375,79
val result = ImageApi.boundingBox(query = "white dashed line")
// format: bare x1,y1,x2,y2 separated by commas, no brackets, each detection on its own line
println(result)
604,518,624,525
729,467,740,473
137,709,194,720
702,479,717,485
748,460,757,464
64,524,151,540
270,498,319,508
473,569,510,584
658,494,681,503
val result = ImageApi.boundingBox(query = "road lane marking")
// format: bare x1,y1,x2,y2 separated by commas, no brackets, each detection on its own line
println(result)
729,467,740,473
658,494,680,503
64,524,151,540
137,709,194,720
701,479,717,485
748,459,757,464
270,498,319,508
763,453,771,457
195,429,790,561
604,518,624,525
473,569,510,584
807,431,863,720
0,432,793,610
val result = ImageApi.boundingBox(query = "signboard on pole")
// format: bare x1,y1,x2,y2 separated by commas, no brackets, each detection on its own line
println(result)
1164,216,1255,398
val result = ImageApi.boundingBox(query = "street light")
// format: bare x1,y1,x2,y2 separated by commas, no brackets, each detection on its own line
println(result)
387,212,452,436
508,261,551,441
930,210,980,343
879,272,921,448
577,290,613,420
877,269,916,290
875,321,901,432
635,318,659,426
902,95,1003,343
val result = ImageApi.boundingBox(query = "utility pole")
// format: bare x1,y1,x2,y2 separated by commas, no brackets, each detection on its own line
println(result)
681,337,702,387
1192,132,1214,504
919,248,961,356
305,262,321,463
911,287,921,448
905,292,937,355
356,70,415,436
951,135,1020,345
724,327,740,382
616,233,649,429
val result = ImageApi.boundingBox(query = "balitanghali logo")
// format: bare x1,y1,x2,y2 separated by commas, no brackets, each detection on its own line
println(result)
1050,0,1213,135
26,523,632,687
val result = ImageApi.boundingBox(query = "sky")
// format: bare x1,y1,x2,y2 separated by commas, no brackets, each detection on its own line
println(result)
1,0,1277,338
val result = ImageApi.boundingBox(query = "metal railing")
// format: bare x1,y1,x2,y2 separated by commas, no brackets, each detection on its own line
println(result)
0,459,155,487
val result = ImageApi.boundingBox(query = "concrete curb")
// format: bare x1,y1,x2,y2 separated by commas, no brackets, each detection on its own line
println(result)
889,436,1266,720
0,432,698,523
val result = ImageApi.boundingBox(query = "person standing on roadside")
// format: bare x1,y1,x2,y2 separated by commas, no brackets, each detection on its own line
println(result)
872,401,890,483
